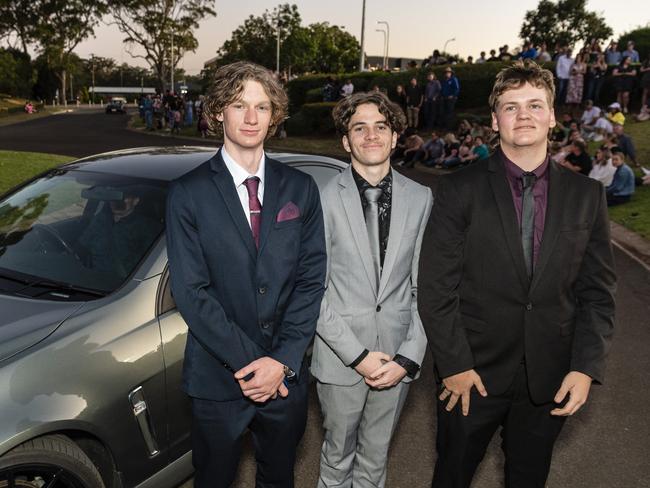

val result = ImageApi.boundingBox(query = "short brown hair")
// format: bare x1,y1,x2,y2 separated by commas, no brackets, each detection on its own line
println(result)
488,60,555,112
202,61,288,138
332,91,406,135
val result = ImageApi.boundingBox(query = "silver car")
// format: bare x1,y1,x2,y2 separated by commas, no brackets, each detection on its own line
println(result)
0,147,346,488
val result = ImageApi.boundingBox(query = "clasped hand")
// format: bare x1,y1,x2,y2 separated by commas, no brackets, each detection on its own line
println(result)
355,351,408,389
234,356,289,403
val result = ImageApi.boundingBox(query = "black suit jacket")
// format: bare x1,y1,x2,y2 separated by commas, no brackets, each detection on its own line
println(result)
166,150,326,401
419,154,616,403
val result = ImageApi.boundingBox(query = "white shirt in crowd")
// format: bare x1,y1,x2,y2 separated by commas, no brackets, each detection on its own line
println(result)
581,106,601,126
222,147,265,228
595,116,613,134
589,159,617,187
556,54,574,79
341,82,354,97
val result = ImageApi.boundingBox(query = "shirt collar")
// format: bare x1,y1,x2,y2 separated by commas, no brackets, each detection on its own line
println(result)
500,147,549,183
351,165,393,194
221,146,265,187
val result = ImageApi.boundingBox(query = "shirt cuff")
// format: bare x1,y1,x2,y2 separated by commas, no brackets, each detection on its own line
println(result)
393,354,420,379
348,349,369,368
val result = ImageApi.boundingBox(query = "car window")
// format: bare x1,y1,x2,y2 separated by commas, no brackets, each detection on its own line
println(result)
291,162,343,189
0,170,166,297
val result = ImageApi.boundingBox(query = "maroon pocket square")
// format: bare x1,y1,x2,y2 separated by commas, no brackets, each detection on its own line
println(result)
277,201,301,222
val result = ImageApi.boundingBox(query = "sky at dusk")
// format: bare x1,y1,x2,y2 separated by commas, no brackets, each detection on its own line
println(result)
73,0,648,75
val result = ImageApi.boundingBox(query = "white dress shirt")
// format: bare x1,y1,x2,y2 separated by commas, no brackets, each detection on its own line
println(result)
221,147,265,228
556,55,574,80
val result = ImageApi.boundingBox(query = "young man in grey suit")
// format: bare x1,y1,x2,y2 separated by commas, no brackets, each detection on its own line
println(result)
311,91,433,487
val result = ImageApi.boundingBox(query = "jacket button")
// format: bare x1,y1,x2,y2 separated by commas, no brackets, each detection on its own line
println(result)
376,305,381,312
526,303,533,311
258,286,267,295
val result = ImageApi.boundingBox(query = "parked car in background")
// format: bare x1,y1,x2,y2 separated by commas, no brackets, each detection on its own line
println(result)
105,97,127,114
0,147,347,488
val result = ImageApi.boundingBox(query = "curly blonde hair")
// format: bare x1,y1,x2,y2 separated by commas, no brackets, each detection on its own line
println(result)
202,61,288,139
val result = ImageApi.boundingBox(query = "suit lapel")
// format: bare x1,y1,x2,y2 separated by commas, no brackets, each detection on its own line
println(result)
530,162,566,293
210,150,257,261
258,156,280,255
378,169,407,300
338,167,379,296
487,156,530,291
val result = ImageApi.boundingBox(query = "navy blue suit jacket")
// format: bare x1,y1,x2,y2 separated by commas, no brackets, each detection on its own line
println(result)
166,150,326,401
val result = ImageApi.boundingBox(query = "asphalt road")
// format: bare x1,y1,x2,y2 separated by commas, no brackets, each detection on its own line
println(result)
1,109,648,488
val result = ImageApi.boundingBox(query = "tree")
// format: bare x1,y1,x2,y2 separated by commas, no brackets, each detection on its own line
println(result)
109,0,216,93
216,3,301,69
291,23,360,73
31,0,107,103
0,0,38,55
215,4,360,74
520,0,612,49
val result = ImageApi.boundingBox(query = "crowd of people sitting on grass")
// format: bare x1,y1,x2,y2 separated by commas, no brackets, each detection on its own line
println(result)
549,98,647,206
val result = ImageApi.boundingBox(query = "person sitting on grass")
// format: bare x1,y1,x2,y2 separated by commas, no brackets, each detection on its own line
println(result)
606,102,625,125
588,146,617,186
419,131,446,167
561,139,593,176
606,147,635,206
435,133,462,169
463,135,490,164
401,129,425,168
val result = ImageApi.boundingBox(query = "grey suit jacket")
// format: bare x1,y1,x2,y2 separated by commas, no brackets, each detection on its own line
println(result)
311,166,433,386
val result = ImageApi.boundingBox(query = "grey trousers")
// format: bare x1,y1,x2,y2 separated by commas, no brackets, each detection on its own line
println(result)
316,379,410,488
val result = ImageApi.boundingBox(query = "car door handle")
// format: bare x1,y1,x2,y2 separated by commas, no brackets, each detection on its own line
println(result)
128,386,160,457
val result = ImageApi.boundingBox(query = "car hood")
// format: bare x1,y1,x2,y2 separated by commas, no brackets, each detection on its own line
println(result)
0,294,84,362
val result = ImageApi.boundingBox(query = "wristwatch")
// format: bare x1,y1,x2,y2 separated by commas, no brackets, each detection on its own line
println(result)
283,364,296,379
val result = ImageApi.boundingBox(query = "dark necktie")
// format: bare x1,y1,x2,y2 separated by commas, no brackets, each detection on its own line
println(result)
521,172,537,280
364,187,383,287
243,177,262,248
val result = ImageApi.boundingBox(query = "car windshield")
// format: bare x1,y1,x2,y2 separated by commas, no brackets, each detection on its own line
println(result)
0,169,166,297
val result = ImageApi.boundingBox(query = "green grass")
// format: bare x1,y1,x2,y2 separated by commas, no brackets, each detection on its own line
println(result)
605,120,650,239
0,151,75,195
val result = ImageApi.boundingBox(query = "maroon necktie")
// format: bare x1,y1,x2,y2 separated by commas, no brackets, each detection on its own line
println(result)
243,177,262,248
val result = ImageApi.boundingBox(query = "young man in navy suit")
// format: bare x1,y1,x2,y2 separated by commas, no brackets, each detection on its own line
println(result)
166,61,326,487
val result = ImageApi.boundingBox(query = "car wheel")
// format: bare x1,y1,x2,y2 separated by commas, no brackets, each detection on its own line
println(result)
0,435,105,488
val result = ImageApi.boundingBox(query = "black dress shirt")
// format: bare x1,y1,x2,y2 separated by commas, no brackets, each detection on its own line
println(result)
349,167,420,378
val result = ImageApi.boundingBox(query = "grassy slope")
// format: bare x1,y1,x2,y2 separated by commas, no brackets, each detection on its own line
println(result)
0,151,75,194
604,120,650,239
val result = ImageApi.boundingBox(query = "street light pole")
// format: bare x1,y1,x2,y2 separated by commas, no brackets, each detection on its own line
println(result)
377,21,389,69
443,37,456,55
90,53,95,105
375,28,386,70
276,13,281,74
359,0,366,71
170,0,175,92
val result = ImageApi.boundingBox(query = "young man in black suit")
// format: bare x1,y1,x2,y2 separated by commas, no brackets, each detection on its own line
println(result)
419,60,616,488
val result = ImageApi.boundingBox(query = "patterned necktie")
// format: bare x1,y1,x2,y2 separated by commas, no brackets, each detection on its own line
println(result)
243,176,262,248
364,187,383,287
521,172,537,280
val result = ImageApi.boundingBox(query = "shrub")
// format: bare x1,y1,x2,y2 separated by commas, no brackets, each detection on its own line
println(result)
285,102,336,136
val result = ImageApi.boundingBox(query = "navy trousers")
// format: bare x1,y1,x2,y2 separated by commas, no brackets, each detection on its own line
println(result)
191,378,309,488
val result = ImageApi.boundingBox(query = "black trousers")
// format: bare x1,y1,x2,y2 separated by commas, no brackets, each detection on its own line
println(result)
432,363,566,488
191,378,309,488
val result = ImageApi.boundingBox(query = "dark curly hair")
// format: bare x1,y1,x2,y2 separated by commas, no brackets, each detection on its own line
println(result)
202,61,288,139
332,91,406,135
